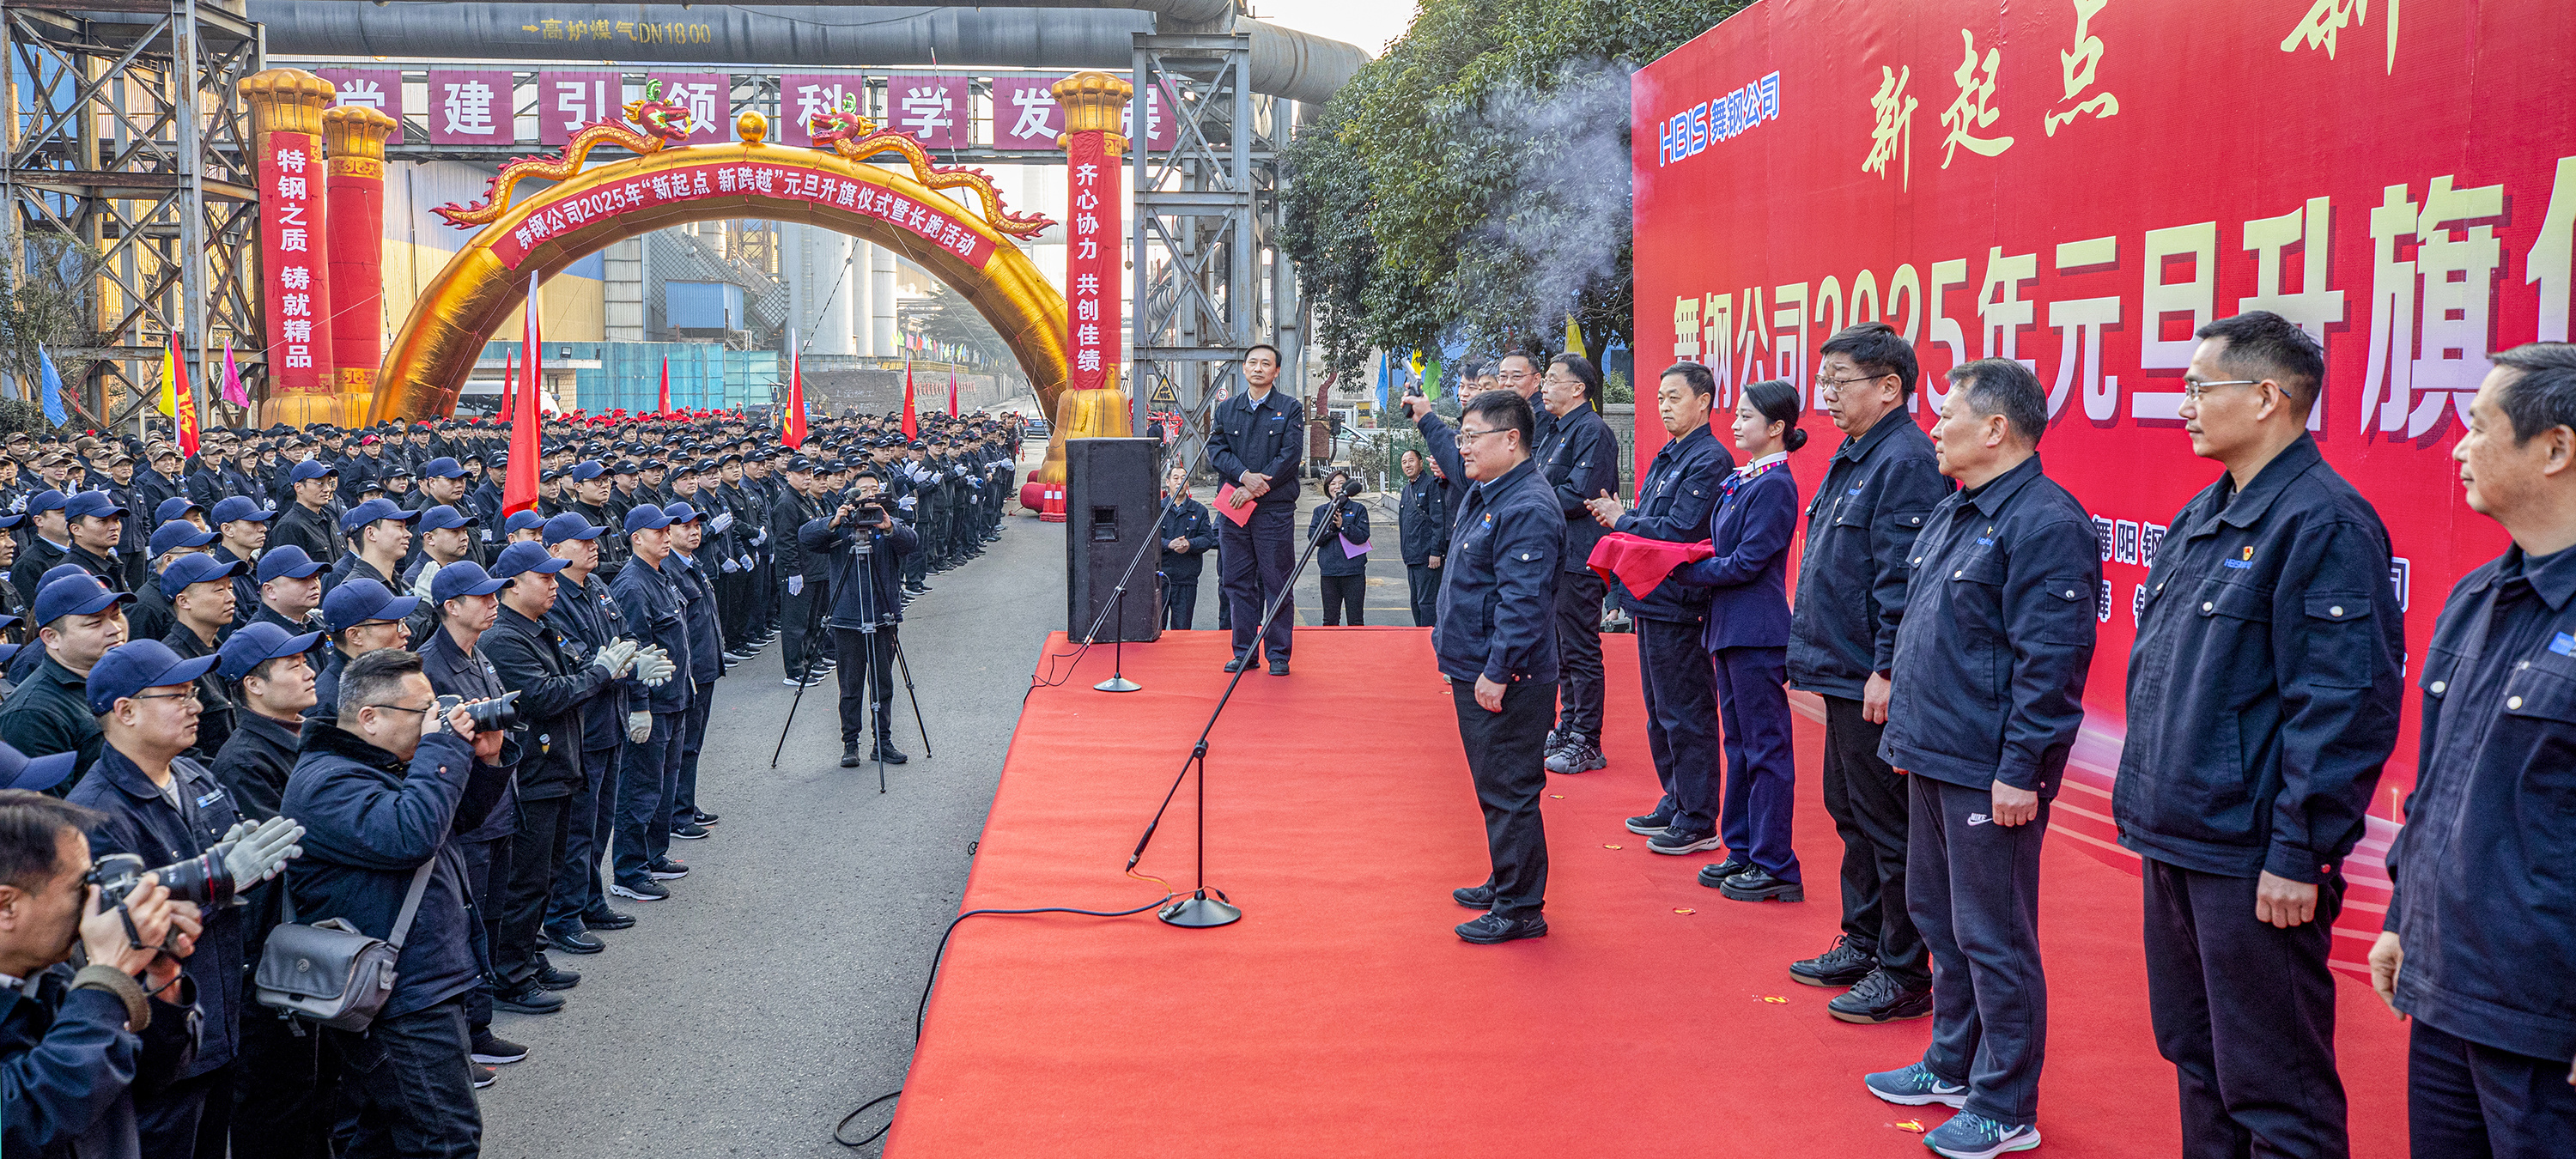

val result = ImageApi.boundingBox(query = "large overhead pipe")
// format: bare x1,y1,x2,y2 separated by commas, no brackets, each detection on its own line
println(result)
253,3,1368,105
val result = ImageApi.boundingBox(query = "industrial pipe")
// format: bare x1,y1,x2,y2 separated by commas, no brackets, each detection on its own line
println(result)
253,3,1369,105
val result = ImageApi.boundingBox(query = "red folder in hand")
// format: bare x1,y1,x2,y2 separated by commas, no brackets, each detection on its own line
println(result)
1588,532,1715,598
1213,483,1255,526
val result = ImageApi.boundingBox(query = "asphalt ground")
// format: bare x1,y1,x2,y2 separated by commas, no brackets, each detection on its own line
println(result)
476,468,1413,1156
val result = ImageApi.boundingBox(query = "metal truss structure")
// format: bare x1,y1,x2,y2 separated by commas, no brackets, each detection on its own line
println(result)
1128,31,1297,471
2,0,262,427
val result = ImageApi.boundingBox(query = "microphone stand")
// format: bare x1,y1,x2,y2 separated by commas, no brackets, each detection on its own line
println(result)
1127,478,1360,928
1093,586,1140,692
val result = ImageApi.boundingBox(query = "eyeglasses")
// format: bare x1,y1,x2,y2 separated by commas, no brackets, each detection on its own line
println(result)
1814,372,1886,397
2180,379,2261,401
365,703,431,716
126,691,194,702
1455,427,1512,443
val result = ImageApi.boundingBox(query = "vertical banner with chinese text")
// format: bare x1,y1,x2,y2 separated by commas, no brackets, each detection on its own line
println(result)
884,74,968,149
425,69,515,145
779,73,864,147
538,70,621,145
1631,0,2576,975
1062,125,1122,393
258,130,332,397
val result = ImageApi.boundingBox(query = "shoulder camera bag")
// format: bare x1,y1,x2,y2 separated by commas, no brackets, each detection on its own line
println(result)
254,859,434,1033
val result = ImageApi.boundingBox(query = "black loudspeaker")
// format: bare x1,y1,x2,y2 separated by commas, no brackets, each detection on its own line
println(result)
1066,437,1163,643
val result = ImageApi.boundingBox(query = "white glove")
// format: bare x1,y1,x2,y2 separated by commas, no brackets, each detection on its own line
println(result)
634,647,677,687
787,574,804,596
898,495,917,511
218,816,305,888
626,711,653,743
720,556,740,573
590,638,638,677
752,528,767,545
738,555,754,571
708,511,736,536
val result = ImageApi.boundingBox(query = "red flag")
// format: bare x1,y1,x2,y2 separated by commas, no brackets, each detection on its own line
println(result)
497,350,516,420
782,344,807,448
167,331,201,457
658,355,670,414
502,276,543,516
946,367,958,417
901,358,918,440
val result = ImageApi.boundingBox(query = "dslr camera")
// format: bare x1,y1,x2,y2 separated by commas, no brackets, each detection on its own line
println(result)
434,689,524,733
88,849,236,909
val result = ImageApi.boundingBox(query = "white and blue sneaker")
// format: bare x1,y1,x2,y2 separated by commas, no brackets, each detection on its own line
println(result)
1920,1111,2039,1158
1863,1062,1969,1107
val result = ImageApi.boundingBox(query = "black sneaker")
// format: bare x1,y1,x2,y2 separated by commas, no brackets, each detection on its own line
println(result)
1790,934,1878,987
1544,728,1564,755
1223,654,1251,672
1827,968,1935,1024
1648,825,1723,855
1718,867,1806,903
473,1065,497,1089
1455,911,1549,944
1625,804,1678,835
693,810,720,826
671,822,710,840
471,1032,529,1065
1267,658,1291,676
1545,737,1606,774
1696,856,1753,887
869,743,909,765
841,742,862,768
647,859,689,881
535,961,581,991
582,909,636,931
544,926,605,955
609,878,669,901
492,984,565,1016
1451,883,1496,910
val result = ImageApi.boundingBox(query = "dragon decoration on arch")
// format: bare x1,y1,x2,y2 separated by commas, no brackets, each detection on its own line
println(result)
434,82,1053,240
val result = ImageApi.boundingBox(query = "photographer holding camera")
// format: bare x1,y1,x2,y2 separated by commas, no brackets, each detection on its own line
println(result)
1,779,207,1159
279,647,501,1158
799,472,918,769
62,639,303,1158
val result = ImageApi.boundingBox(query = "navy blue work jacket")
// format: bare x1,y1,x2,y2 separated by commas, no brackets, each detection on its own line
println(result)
1432,458,1564,685
1880,455,2099,794
802,511,918,633
281,725,481,1021
611,556,695,714
1534,402,1621,574
2113,435,2404,882
2,962,198,1159
1672,457,1799,651
2385,543,2576,1063
1610,422,1732,624
546,571,638,750
1396,470,1448,567
65,748,245,1078
668,552,726,684
1307,497,1370,578
1156,496,1217,581
1788,413,1951,699
1413,413,1472,543
1206,388,1304,508
480,605,612,799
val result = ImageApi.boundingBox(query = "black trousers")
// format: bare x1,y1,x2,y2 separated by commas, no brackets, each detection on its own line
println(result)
715,567,751,646
1636,616,1719,830
1406,562,1440,627
1820,694,1929,986
2142,857,2348,1158
547,746,617,931
1162,573,1198,629
2409,1018,2576,1159
781,578,824,676
495,792,571,991
1218,501,1294,662
327,995,481,1159
234,1003,334,1159
135,1065,223,1159
834,625,898,744
1551,569,1606,738
1910,774,2050,1128
1452,677,1553,919
1320,573,1366,625
456,835,503,1035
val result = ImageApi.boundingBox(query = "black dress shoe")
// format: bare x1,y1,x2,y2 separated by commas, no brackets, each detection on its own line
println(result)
841,742,862,768
1455,911,1549,944
1451,883,1496,910
492,984,565,1015
1789,934,1876,987
1717,867,1805,903
535,962,582,990
1267,658,1291,676
545,926,605,955
1695,856,1753,887
1222,655,1250,672
869,743,909,765
1827,968,1934,1024
582,909,637,931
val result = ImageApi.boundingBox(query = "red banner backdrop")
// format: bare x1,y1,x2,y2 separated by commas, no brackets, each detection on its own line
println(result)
1062,130,1121,392
314,68,403,144
778,73,864,147
258,130,332,397
538,70,622,145
1631,0,2576,977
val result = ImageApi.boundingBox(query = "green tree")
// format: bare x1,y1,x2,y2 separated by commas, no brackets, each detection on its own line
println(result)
0,235,101,425
1283,0,1743,386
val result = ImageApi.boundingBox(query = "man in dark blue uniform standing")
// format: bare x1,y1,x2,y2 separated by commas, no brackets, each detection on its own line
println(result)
1205,343,1303,675
1155,465,1216,629
1533,355,1620,775
1864,358,2098,1159
2116,311,2405,1159
1787,322,1953,1025
1431,388,1563,946
1394,448,1447,627
2373,341,2576,1156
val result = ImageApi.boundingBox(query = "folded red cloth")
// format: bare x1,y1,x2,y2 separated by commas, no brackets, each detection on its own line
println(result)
1587,532,1716,598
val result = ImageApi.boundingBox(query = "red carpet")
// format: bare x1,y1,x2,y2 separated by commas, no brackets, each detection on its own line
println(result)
888,629,2409,1156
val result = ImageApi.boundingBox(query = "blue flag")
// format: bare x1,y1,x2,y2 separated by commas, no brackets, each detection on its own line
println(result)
37,345,64,426
1375,349,1392,414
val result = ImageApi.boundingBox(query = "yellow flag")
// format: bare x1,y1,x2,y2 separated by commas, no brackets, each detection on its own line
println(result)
1564,313,1587,359
158,342,177,416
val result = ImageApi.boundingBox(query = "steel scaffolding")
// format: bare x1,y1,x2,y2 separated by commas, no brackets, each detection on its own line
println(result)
2,0,261,428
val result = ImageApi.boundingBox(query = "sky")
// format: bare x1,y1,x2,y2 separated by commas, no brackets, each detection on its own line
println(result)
1249,0,1418,58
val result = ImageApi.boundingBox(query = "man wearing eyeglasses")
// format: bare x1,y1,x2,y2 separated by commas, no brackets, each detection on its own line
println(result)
2117,311,2403,1158
1533,355,1620,775
1786,322,1954,1026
